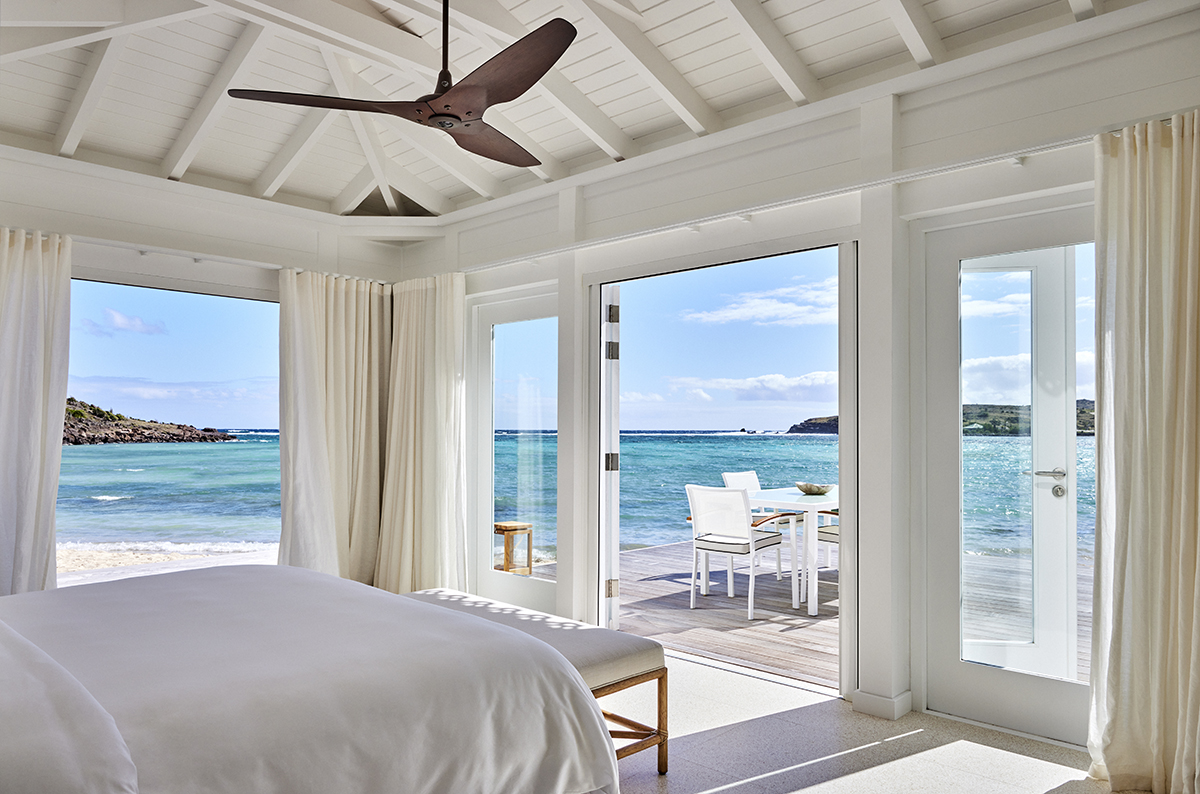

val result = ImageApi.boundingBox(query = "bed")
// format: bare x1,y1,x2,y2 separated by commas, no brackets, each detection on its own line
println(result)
0,565,620,794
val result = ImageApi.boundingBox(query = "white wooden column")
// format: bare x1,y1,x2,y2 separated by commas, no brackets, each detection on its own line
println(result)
854,94,914,720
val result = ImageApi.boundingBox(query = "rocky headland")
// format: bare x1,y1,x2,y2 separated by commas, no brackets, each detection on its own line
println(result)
62,398,236,445
787,416,839,434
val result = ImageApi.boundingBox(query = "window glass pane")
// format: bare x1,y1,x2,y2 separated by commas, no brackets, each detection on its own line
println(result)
961,269,1034,648
492,318,557,580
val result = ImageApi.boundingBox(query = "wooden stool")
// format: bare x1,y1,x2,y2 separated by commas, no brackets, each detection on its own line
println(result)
493,521,533,575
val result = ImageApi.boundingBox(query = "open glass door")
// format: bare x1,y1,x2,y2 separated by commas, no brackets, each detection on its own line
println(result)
469,294,557,613
926,209,1092,745
599,283,620,629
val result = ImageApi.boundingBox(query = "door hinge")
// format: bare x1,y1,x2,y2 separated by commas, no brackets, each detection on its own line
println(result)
605,341,619,360
607,304,620,323
604,452,619,471
606,579,620,598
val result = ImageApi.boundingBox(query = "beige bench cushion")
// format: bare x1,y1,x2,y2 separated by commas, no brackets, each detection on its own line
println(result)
404,589,664,690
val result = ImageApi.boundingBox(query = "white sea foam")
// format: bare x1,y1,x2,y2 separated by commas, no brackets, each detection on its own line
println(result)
56,540,279,555
90,495,132,501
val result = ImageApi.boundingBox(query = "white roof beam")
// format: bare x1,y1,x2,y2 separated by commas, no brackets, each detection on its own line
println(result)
252,97,338,197
1067,0,1103,22
570,0,723,135
333,166,378,215
325,50,400,214
161,22,272,180
385,0,639,161
339,57,508,199
55,35,129,157
883,0,948,68
0,0,209,64
0,0,124,26
711,0,824,104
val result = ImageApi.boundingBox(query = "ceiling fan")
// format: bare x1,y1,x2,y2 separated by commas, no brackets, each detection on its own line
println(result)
228,2,576,167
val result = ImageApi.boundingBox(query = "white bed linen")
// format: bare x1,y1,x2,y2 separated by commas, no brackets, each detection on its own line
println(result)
0,565,618,794
0,618,138,794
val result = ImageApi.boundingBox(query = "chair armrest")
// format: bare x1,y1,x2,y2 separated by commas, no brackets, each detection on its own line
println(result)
752,512,798,528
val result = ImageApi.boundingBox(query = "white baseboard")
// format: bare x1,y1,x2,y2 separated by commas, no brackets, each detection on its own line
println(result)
852,688,913,720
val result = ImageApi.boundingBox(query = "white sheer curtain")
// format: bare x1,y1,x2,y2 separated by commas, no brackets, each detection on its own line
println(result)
279,270,466,593
278,270,392,583
375,273,467,594
1090,110,1200,793
0,229,71,595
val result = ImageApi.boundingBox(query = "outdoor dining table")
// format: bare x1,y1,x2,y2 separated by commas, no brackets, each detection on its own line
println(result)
748,486,839,617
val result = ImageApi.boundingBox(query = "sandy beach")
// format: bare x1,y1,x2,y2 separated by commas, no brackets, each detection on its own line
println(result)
56,548,214,572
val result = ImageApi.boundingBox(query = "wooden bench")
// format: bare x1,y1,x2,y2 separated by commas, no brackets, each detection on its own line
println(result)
404,589,668,774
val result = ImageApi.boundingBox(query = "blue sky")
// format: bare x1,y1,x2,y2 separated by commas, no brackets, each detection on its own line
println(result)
68,281,278,429
71,242,1094,432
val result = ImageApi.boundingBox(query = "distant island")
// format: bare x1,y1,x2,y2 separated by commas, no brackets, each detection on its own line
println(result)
785,400,1095,436
62,398,237,445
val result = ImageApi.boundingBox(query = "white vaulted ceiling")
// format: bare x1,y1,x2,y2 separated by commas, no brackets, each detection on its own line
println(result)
0,0,1140,218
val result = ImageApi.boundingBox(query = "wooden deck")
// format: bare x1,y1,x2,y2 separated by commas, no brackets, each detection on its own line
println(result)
616,542,1093,689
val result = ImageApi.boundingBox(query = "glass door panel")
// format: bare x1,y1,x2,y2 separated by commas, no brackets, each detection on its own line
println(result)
492,318,558,582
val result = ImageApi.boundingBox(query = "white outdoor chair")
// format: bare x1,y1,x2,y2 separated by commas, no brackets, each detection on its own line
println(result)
685,484,793,620
722,471,774,516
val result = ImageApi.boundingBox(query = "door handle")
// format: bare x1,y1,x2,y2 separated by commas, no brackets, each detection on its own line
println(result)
1021,467,1066,480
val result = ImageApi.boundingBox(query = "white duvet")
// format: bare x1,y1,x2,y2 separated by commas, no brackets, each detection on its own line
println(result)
0,565,619,794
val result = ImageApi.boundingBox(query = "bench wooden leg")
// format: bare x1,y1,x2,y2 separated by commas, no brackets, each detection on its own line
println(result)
592,667,668,774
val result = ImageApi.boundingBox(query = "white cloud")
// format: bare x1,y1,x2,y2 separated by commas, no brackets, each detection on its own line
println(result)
66,375,278,428
621,392,665,403
105,308,166,334
682,277,838,326
670,371,837,402
1077,350,1095,400
79,308,167,337
961,354,1030,404
686,388,713,402
960,293,1030,318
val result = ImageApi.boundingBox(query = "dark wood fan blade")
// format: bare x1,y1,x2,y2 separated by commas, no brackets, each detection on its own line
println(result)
441,18,576,115
228,89,424,117
448,122,540,167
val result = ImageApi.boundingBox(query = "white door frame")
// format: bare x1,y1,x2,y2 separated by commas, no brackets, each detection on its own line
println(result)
922,205,1092,744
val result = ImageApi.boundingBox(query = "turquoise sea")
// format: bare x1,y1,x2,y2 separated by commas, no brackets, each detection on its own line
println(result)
57,431,1096,561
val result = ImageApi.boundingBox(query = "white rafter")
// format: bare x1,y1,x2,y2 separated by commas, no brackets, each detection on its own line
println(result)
711,0,824,105
569,0,723,136
0,0,209,63
161,22,272,180
252,98,338,198
380,0,639,161
1067,0,1104,21
0,0,124,27
333,165,379,215
339,57,509,200
883,0,948,68
325,50,400,214
54,34,129,157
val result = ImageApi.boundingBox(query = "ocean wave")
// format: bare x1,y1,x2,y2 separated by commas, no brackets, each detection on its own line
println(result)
56,540,279,555
90,495,132,502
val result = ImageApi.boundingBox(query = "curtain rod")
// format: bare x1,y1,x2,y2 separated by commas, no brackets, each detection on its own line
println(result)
73,236,283,271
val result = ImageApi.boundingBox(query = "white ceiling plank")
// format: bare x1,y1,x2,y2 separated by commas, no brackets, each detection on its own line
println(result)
325,49,399,213
483,113,568,182
398,0,639,161
340,58,509,199
0,1,211,64
332,164,377,214
570,0,724,136
253,100,338,197
711,0,825,104
0,0,124,27
161,22,273,179
883,0,949,68
209,0,441,78
1067,0,1103,21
